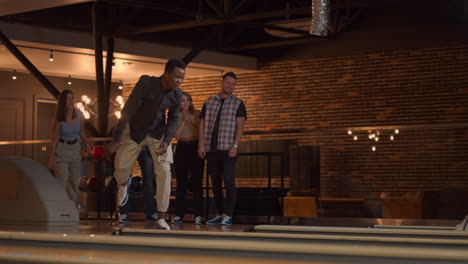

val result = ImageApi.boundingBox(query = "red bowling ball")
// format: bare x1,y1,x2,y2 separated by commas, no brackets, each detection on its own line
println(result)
87,176,100,192
92,145,105,160
81,147,90,159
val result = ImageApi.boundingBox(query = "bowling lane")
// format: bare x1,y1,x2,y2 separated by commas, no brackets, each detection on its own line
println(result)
117,227,468,250
373,225,455,230
0,244,313,264
2,230,468,264
252,225,468,239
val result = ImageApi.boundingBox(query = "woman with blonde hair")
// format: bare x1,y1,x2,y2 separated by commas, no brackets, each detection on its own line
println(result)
172,92,206,224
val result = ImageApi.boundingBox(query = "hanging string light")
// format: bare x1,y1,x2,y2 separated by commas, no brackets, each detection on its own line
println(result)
12,70,17,80
67,75,72,85
49,50,54,62
347,128,400,151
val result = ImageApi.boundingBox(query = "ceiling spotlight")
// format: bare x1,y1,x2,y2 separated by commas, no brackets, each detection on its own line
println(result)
12,70,17,80
67,75,72,85
49,50,54,62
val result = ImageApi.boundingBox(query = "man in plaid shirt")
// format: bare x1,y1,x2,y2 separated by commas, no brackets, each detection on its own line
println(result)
198,72,247,225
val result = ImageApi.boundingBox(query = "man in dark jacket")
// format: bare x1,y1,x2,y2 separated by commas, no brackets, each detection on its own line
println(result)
106,59,185,230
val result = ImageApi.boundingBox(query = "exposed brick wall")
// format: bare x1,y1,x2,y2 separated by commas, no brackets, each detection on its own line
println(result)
124,45,468,198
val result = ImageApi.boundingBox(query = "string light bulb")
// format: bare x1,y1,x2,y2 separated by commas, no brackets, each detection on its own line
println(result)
67,75,72,85
12,70,17,80
49,50,54,62
349,128,400,151
81,95,91,105
118,80,123,90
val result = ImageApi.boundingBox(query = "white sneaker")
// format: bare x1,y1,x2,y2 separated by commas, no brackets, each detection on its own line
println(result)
194,216,205,225
171,216,183,224
456,215,468,231
119,213,128,223
206,215,224,224
157,219,171,230
117,177,131,206
221,215,232,225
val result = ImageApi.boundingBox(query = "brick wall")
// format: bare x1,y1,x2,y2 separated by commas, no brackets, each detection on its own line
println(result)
124,45,468,198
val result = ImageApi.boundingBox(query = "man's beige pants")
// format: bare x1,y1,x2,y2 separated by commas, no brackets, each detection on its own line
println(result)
114,127,172,212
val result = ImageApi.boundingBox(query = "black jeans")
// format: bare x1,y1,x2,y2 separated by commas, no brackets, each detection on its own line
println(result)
206,151,237,217
174,141,205,217
120,145,156,219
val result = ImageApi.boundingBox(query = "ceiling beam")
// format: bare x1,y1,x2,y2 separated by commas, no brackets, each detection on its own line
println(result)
222,37,326,51
119,7,311,36
0,30,60,98
231,0,249,15
104,0,200,17
236,21,310,36
204,0,224,17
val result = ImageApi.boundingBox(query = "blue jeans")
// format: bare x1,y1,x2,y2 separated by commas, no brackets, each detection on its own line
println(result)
119,145,156,219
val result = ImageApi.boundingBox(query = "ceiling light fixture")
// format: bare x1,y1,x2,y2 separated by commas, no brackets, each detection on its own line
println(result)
118,80,123,90
12,70,17,80
67,75,72,85
49,50,54,62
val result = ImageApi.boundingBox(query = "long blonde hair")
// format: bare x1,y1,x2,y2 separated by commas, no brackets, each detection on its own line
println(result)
182,91,194,114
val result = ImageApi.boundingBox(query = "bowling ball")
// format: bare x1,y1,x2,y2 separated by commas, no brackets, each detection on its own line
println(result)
104,176,117,191
78,176,89,192
92,145,105,160
87,176,100,192
131,176,142,193
81,147,89,158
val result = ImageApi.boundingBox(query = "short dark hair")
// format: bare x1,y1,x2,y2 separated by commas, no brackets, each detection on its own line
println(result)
222,72,237,80
165,59,186,73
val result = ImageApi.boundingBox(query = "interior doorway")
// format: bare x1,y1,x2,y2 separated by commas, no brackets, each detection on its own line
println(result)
0,98,25,156
34,99,56,167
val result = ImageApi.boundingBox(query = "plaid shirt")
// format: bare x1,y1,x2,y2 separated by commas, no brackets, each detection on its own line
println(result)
203,94,242,151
